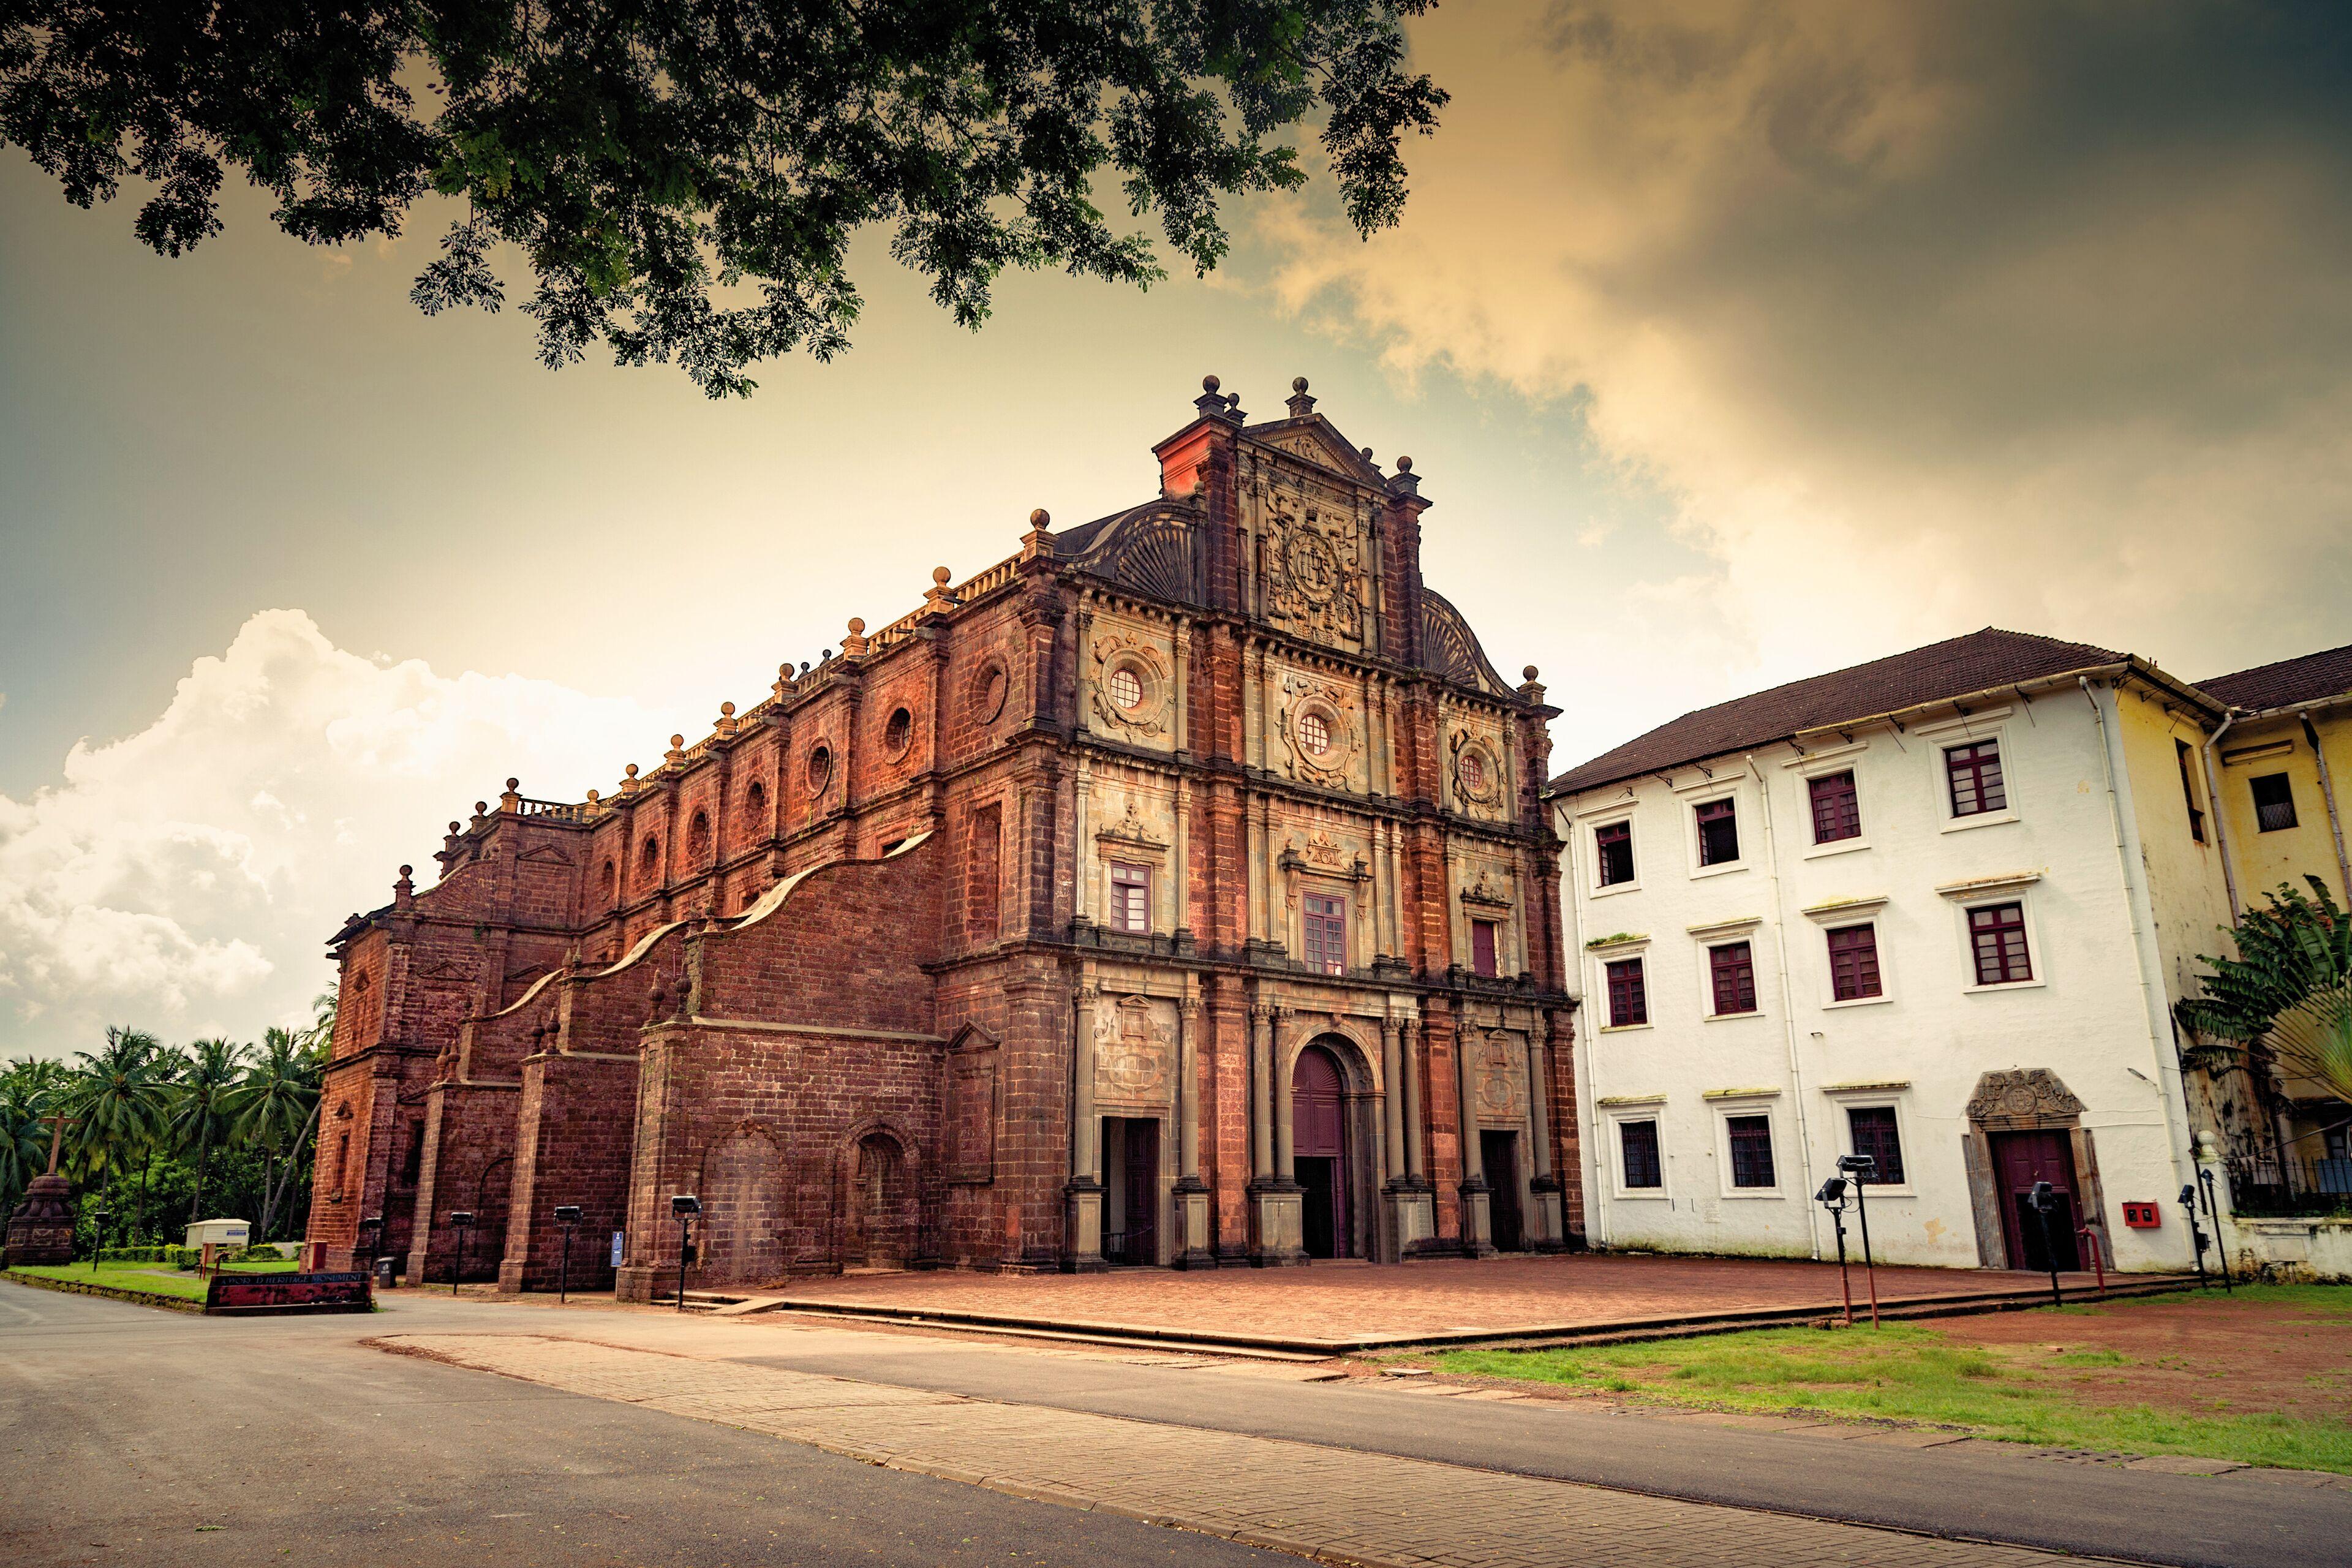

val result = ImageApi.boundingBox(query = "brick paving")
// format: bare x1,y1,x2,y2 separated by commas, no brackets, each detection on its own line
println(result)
761,1253,2117,1344
382,1331,2076,1568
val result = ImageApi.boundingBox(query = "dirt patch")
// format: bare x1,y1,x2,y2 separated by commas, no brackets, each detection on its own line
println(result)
1934,1289,2352,1422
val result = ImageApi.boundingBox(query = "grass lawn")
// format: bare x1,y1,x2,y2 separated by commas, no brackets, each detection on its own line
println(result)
1428,1284,2352,1474
8,1257,303,1303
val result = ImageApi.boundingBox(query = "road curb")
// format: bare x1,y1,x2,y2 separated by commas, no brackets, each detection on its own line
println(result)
1,1269,205,1314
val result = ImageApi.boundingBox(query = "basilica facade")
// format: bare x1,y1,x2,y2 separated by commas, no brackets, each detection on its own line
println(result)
306,377,1576,1297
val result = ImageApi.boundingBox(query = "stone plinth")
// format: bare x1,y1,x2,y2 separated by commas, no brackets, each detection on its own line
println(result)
4,1173,77,1266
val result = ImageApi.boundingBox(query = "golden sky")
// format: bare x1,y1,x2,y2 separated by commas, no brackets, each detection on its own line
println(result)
4,0,2350,1055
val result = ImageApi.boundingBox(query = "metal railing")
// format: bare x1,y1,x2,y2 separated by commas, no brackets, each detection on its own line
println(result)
2224,1152,2352,1217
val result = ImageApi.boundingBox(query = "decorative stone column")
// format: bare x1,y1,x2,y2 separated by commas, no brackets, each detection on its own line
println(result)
1248,1003,1305,1265
1451,1013,1496,1258
1172,995,1216,1268
1524,1032,1567,1251
1381,1014,1434,1258
1063,986,1106,1272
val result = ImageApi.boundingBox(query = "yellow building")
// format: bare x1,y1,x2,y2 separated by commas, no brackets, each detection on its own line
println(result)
2193,643,2352,1203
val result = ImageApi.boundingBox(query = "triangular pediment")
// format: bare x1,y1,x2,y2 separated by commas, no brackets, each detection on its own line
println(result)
516,845,573,866
417,960,473,982
1244,416,1386,486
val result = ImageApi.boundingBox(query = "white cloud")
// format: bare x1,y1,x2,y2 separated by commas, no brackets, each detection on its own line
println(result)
0,609,676,1059
1258,0,2352,758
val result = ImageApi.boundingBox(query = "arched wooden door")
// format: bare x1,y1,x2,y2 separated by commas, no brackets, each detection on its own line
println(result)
1292,1044,1351,1258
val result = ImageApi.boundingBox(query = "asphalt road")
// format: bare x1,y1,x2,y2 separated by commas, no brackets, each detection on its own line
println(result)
0,1282,1293,1568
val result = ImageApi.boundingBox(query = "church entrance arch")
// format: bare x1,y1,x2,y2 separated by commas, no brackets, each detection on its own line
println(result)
1292,1042,1354,1259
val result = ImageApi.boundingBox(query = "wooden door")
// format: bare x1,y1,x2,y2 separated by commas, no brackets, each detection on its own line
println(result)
1292,1046,1351,1257
1991,1130,2081,1272
1482,1131,1523,1252
1122,1119,1159,1265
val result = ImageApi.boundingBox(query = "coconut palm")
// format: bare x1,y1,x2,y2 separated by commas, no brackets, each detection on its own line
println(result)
170,1038,249,1222
0,1060,66,1216
231,1027,324,1242
64,1027,172,1215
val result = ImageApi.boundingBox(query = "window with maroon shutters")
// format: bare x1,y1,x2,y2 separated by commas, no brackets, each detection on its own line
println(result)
1969,902,2032,984
1619,1120,1662,1189
1827,924,1882,1001
1471,919,1499,978
1809,771,1861,843
1709,941,1757,1015
1304,893,1348,976
1727,1115,1776,1188
1846,1106,1905,1186
1605,959,1648,1027
1945,739,2007,816
1595,821,1635,886
1109,863,1151,933
2174,739,2206,844
1695,797,1740,865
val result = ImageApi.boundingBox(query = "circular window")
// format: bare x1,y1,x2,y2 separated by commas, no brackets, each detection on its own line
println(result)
973,663,1008,723
1107,666,1144,710
1298,710,1331,756
1459,750,1489,794
806,744,833,796
884,706,913,757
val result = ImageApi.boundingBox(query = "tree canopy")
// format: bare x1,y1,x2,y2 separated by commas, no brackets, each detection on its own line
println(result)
2179,876,2352,1108
1,1,1447,395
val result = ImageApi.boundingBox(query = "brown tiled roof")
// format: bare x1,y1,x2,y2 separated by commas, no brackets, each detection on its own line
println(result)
2196,643,2352,713
1547,628,2132,796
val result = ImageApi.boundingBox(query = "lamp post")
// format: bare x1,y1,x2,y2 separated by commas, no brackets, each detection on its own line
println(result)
2195,1166,2233,1294
357,1214,384,1281
1814,1178,1853,1325
1836,1153,1880,1325
448,1210,475,1297
2029,1181,2064,1308
671,1194,701,1312
554,1205,582,1305
2179,1182,2212,1289
89,1206,110,1273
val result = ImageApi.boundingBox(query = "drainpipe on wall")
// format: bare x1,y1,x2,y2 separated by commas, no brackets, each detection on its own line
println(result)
1746,753,1822,1261
1553,799,1610,1249
2080,677,2199,1212
2199,711,2242,925
2298,712,2352,902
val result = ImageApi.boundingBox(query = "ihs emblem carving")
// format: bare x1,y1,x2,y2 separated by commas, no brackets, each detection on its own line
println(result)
1257,473,1366,647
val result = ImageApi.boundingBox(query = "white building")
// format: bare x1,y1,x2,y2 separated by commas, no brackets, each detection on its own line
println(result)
1547,630,2233,1273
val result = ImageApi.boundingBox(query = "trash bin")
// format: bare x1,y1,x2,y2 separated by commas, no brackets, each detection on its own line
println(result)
374,1256,397,1291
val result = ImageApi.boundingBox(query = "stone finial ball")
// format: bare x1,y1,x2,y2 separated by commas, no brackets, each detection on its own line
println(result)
448,820,461,834
670,734,685,748
933,565,952,585
1524,665,1540,682
1029,507,1050,527
625,763,639,777
1396,456,1412,473
1292,375,1309,393
1202,374,1221,393
720,701,735,716
586,790,600,802
1361,447,1374,461
847,617,865,635
475,801,488,815
399,864,412,878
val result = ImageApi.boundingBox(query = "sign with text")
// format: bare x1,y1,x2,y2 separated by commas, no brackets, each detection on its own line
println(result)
205,1271,374,1316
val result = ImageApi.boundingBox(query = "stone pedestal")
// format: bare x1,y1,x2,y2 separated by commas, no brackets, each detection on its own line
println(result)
1250,1182,1307,1265
1528,1176,1569,1253
4,1173,77,1267
1384,1182,1436,1260
1457,1180,1497,1258
1062,1178,1107,1273
1172,1177,1217,1269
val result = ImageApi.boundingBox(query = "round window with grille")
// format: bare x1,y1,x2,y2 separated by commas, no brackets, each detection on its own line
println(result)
1298,709,1331,755
1459,750,1488,794
1108,666,1144,710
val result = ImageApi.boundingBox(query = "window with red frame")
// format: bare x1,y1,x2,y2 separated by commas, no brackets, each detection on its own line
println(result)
1969,902,2032,984
1827,924,1882,1001
1471,919,1499,978
1108,863,1152,933
1595,821,1635,886
1304,893,1348,976
1709,941,1757,1015
2174,739,2206,844
1945,739,2007,816
1695,797,1741,865
1809,771,1861,843
1726,1115,1777,1188
1845,1106,1905,1185
1605,958,1648,1027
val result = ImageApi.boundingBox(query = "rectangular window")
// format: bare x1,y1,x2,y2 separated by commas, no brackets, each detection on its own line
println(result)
1709,941,1758,1016
2174,740,2206,845
1619,1120,1662,1189
1471,919,1499,978
1595,821,1635,886
1695,797,1741,866
1109,863,1152,934
1304,893,1348,976
2252,772,2299,832
1808,770,1861,844
1727,1115,1776,1188
1968,902,2033,984
1827,924,1883,1001
1846,1106,1905,1186
1605,958,1648,1027
1945,739,2007,817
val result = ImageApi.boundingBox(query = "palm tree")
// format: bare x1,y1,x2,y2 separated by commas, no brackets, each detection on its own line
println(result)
0,1058,68,1216
230,1027,323,1242
171,1038,249,1222
64,1027,172,1219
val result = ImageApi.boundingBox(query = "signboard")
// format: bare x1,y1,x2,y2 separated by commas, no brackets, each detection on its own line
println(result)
611,1231,625,1268
205,1271,374,1316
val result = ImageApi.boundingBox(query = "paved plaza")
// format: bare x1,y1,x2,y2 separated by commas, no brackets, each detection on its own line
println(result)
757,1252,2141,1348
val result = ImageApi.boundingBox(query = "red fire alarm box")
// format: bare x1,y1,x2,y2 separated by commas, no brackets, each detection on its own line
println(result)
2122,1200,2161,1229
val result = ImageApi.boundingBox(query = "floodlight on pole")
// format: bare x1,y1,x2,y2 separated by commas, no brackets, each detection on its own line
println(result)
2029,1180,2064,1308
554,1204,583,1305
448,1209,476,1297
671,1194,701,1312
89,1207,110,1273
1836,1153,1880,1325
1814,1178,1853,1325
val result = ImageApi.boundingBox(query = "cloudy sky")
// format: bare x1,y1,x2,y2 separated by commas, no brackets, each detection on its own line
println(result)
4,0,2350,1059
